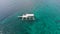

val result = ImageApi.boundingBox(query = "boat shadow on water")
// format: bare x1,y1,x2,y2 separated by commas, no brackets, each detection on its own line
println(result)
18,16,40,25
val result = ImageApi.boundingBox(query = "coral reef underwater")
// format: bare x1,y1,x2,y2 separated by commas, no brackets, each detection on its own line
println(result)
0,0,60,34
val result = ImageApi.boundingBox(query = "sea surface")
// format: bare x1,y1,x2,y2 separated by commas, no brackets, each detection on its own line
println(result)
0,0,60,34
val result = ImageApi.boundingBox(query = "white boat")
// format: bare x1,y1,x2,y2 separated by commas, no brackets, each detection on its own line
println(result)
18,14,35,20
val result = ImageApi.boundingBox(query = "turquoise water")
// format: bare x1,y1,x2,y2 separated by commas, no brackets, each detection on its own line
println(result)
1,0,60,34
